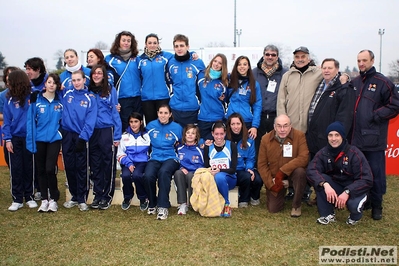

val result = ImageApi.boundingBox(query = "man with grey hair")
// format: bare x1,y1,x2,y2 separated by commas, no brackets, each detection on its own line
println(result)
253,45,287,164
277,46,322,133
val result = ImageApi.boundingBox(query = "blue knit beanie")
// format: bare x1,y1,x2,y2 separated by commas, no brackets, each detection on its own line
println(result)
326,121,346,139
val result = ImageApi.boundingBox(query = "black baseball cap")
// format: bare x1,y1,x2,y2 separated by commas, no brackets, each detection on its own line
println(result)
293,46,309,54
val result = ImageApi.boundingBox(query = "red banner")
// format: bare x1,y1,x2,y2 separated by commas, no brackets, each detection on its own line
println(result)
386,116,399,175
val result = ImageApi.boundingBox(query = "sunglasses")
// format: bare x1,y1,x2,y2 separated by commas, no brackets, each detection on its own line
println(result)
264,53,277,57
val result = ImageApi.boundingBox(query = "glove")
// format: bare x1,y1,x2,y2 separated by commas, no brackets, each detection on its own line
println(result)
74,138,86,152
270,170,286,193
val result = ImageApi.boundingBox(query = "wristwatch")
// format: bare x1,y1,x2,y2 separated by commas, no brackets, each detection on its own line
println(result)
344,189,350,195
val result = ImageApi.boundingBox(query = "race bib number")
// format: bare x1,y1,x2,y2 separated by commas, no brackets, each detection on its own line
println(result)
210,158,230,169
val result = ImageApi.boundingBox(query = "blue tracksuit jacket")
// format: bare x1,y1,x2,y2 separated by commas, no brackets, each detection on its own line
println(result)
26,91,63,153
146,119,182,162
60,86,97,141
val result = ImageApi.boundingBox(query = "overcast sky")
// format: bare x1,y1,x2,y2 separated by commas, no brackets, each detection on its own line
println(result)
1,0,398,75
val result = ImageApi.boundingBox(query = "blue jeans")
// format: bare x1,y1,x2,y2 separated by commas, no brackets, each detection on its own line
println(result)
144,159,179,208
214,172,237,204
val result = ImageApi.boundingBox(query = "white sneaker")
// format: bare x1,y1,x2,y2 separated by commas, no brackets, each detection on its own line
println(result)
26,200,38,208
63,200,78,208
147,207,157,215
48,200,58,212
8,202,23,211
78,203,89,211
157,207,169,220
34,192,41,201
177,203,188,215
38,200,49,212
250,198,260,206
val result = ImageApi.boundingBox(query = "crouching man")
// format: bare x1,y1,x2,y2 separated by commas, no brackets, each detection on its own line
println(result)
257,115,309,217
307,121,373,225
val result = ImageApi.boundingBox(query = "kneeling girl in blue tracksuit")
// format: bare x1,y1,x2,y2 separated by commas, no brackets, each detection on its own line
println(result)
174,124,204,215
61,70,97,211
117,112,150,211
88,65,122,210
226,113,262,207
3,70,36,211
26,73,63,212
144,104,182,220
203,121,237,217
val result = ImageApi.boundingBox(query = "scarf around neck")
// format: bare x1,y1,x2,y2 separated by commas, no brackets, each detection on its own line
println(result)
209,68,222,79
261,60,279,78
144,47,162,59
66,61,82,73
31,72,46,87
174,52,190,62
119,48,132,61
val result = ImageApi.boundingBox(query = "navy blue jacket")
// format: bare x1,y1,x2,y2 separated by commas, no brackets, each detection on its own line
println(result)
349,67,399,151
253,58,287,113
306,79,356,155
307,142,373,198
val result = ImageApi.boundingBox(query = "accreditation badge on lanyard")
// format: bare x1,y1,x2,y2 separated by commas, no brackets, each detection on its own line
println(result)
283,143,293,157
238,85,247,95
267,80,277,93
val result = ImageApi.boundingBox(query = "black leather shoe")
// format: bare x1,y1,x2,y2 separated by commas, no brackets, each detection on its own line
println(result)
372,207,383,220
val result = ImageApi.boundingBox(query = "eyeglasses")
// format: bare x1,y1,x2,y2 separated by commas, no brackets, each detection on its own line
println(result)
275,124,291,130
264,53,277,57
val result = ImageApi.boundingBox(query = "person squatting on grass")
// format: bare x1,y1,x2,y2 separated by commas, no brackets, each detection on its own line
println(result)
88,65,122,210
174,124,204,215
117,112,150,211
257,114,309,217
61,70,97,212
26,73,63,212
144,104,182,220
203,121,238,218
226,113,263,208
3,70,38,211
307,121,373,225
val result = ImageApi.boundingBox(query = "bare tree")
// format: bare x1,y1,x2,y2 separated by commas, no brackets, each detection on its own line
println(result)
389,59,399,79
94,41,109,50
54,49,64,70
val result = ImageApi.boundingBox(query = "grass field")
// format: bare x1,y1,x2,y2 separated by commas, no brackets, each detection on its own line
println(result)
0,167,398,266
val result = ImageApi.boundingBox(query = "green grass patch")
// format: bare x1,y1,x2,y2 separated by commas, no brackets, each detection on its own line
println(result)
0,167,398,265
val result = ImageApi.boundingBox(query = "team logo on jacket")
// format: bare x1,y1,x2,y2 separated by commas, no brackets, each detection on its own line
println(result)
67,96,73,103
13,101,20,109
192,155,200,163
186,67,193,79
173,66,179,74
368,84,377,92
165,133,173,140
329,91,336,98
80,100,88,108
343,156,349,165
54,105,62,112
142,61,147,66
40,107,45,113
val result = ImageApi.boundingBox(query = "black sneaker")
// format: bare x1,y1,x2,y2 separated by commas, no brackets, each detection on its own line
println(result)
302,193,311,202
121,199,131,211
285,191,294,201
99,199,111,210
372,207,383,220
91,199,100,209
140,199,149,211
